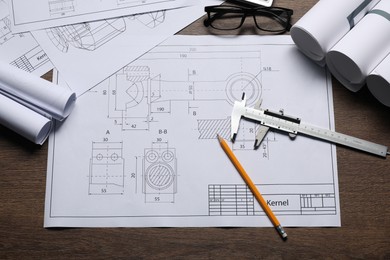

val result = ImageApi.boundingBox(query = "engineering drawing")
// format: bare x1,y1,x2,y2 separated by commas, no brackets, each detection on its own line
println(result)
45,36,340,227
0,0,53,75
117,0,132,4
196,117,273,153
104,44,279,153
117,0,151,5
49,0,76,16
197,117,231,140
130,10,166,29
46,18,126,52
0,0,13,45
89,141,125,195
142,142,177,203
10,46,50,73
107,67,262,131
208,184,337,216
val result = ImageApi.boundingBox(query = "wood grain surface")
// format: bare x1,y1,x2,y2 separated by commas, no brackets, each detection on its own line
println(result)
1,0,389,259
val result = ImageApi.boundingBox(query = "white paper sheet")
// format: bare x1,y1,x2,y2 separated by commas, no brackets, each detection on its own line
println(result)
0,61,76,121
367,54,390,107
45,35,340,228
0,0,53,76
0,93,52,144
32,2,220,96
326,1,390,92
10,0,197,33
291,0,380,65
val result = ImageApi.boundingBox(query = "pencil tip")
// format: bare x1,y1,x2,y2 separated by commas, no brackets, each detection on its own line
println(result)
217,134,222,142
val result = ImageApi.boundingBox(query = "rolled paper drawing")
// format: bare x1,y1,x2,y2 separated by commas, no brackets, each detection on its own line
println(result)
367,53,390,107
291,0,380,65
0,61,76,121
326,0,390,92
0,93,52,145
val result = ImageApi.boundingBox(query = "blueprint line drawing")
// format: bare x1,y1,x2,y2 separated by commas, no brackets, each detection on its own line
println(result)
107,66,152,131
257,129,276,159
44,36,340,227
142,142,177,203
117,0,135,5
208,184,337,216
45,10,167,53
46,18,126,53
196,117,274,153
0,0,13,45
104,42,279,153
49,0,76,16
0,0,53,76
197,117,231,140
31,4,213,97
11,0,195,33
117,0,173,6
10,46,51,73
129,10,166,29
89,141,125,195
107,67,262,131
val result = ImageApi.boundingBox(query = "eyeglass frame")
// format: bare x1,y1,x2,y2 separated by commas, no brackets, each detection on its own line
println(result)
204,5,293,33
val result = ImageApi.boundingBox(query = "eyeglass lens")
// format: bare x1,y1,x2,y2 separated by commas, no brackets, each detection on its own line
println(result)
206,7,291,32
208,12,246,30
254,14,288,32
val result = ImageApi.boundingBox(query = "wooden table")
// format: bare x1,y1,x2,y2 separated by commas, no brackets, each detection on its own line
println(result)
1,1,389,258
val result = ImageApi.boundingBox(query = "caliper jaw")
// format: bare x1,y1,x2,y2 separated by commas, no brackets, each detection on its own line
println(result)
231,93,270,148
231,93,247,142
254,125,269,149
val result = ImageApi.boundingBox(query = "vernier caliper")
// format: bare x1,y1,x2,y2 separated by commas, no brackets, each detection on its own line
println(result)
231,93,389,158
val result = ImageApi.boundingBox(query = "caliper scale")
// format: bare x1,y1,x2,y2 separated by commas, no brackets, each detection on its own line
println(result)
231,93,389,158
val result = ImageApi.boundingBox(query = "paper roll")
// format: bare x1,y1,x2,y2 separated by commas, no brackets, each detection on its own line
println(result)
0,93,52,145
291,0,380,64
367,54,390,107
0,61,76,121
326,1,390,92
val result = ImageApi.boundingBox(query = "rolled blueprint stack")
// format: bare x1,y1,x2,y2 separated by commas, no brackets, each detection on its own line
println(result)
367,54,390,107
290,0,390,107
0,61,76,144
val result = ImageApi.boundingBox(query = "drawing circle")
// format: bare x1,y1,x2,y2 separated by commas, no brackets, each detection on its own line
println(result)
145,150,159,163
96,153,104,161
161,150,174,162
225,72,261,106
145,163,174,190
110,153,119,161
125,82,144,108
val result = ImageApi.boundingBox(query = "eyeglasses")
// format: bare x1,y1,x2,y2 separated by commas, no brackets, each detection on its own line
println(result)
204,5,293,33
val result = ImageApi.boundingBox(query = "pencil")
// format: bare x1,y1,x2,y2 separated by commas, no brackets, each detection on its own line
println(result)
217,134,287,239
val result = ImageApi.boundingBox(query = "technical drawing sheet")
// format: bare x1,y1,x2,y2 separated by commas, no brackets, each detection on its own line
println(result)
32,1,220,96
10,0,198,33
45,35,341,227
0,0,53,76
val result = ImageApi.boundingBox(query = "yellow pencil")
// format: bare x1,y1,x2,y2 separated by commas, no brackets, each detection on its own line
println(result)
217,134,287,239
